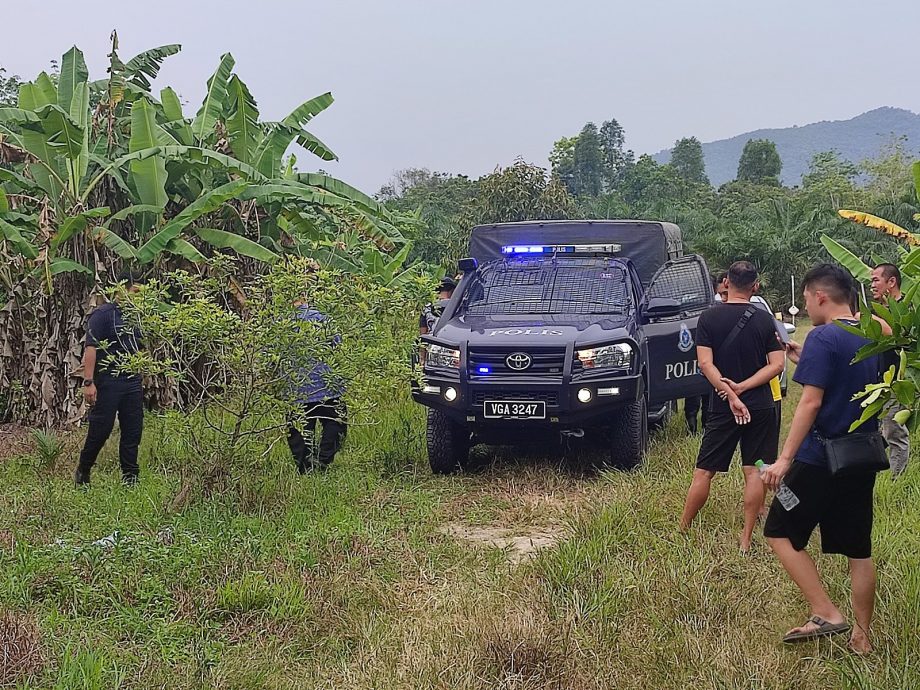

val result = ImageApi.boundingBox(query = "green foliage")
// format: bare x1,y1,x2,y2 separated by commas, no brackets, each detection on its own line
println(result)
572,123,604,197
0,66,23,107
670,136,709,186
0,37,425,426
551,118,634,196
736,138,783,185
461,160,578,227
31,429,64,472
599,118,633,189
117,258,423,487
826,166,920,432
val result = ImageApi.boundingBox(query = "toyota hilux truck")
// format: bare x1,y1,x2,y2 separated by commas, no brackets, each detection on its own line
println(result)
413,220,714,474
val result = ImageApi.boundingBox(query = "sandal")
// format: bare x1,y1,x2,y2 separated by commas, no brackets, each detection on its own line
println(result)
783,615,851,643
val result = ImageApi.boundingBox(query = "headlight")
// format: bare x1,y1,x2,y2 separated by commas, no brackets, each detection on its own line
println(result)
577,343,632,370
426,344,460,368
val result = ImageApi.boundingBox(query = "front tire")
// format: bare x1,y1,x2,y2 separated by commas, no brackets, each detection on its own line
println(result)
426,408,470,475
609,393,648,470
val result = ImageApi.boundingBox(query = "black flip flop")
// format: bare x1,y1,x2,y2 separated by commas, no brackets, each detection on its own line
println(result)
783,615,851,643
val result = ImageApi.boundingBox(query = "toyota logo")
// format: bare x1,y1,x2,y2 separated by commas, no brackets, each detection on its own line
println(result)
505,352,532,371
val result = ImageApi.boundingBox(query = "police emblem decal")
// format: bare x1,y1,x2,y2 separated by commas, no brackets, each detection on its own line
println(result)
677,323,694,353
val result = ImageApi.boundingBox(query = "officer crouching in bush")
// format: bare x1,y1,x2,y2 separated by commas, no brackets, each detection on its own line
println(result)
74,270,145,486
419,276,457,336
287,301,347,474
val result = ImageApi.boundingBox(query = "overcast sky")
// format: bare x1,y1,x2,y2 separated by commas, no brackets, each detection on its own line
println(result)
4,0,919,193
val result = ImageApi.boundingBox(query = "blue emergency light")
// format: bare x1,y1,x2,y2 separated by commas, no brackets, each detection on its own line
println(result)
477,366,491,374
501,244,618,256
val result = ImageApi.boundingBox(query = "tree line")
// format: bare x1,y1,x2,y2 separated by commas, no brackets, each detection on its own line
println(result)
382,119,918,312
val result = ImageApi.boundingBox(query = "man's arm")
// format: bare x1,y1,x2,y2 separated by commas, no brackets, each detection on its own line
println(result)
82,345,98,405
762,384,824,489
723,350,785,394
697,345,732,396
698,345,751,424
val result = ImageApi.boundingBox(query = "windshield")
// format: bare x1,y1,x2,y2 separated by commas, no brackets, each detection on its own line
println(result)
459,258,631,316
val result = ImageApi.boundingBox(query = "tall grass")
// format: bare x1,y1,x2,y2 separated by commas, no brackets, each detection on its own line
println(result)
0,356,917,688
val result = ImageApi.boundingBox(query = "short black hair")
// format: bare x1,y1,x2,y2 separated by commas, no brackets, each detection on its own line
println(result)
727,261,757,289
438,276,457,292
803,263,854,305
875,263,901,288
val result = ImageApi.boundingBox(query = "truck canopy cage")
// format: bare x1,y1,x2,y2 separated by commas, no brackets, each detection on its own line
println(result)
468,220,683,287
460,257,630,316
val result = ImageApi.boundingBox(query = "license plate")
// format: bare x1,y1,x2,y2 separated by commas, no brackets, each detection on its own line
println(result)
483,400,546,419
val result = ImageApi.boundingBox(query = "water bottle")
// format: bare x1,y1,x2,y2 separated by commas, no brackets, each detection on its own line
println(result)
754,460,800,511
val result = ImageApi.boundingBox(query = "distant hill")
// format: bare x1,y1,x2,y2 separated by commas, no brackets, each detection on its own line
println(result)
652,107,920,186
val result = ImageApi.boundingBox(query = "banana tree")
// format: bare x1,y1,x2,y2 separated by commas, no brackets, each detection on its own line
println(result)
0,38,419,426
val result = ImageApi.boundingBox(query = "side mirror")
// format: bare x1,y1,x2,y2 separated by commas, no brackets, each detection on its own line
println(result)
645,297,682,318
458,257,478,273
783,322,796,335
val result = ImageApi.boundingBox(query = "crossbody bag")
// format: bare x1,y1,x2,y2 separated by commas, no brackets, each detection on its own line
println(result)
818,431,888,477
815,328,889,477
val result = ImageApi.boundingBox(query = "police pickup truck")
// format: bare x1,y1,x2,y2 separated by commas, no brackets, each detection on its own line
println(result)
413,220,713,474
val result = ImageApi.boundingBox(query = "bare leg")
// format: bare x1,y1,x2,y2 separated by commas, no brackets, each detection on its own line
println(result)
848,558,876,654
680,468,716,531
741,466,764,552
767,537,846,635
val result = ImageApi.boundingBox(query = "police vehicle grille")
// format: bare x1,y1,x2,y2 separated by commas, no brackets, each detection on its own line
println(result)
468,348,567,376
472,391,559,406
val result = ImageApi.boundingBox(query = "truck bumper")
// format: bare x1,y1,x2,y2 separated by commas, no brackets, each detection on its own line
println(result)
412,373,644,428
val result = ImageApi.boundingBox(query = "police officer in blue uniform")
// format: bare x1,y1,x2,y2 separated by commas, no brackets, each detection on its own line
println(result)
288,302,347,473
74,272,144,485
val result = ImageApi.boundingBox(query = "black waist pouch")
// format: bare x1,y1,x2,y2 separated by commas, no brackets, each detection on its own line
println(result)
822,432,889,478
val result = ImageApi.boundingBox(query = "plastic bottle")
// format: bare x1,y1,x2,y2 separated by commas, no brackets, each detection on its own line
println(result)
754,460,800,511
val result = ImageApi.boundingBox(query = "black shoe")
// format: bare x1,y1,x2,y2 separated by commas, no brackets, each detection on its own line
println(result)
686,419,698,435
122,474,139,486
74,467,91,486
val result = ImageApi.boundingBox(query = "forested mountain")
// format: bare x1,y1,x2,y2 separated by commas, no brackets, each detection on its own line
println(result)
653,107,920,186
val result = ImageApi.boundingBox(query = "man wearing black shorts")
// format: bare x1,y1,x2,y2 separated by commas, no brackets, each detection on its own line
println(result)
762,264,881,654
679,261,785,552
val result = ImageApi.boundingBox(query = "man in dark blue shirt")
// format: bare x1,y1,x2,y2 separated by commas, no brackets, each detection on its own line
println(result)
763,264,881,654
74,272,144,486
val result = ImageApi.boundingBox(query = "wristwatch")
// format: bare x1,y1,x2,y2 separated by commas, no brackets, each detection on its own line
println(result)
82,378,94,387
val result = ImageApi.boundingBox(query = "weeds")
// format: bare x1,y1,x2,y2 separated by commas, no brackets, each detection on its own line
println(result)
30,429,64,473
0,380,917,688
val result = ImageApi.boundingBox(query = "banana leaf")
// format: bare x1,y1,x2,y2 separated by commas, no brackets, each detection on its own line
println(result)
194,227,279,262
191,53,235,144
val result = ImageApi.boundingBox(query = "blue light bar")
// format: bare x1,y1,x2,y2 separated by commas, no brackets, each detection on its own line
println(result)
501,244,576,255
500,244,612,256
477,366,491,374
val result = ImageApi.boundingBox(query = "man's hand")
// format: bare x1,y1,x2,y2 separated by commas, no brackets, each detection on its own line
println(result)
720,377,746,396
729,396,751,425
761,458,792,490
786,340,802,364
83,383,97,406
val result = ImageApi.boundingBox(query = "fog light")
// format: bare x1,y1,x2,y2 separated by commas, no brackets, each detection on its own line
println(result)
444,387,458,402
577,388,592,403
422,384,441,395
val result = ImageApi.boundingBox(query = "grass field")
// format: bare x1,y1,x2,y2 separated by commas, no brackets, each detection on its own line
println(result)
2,331,919,688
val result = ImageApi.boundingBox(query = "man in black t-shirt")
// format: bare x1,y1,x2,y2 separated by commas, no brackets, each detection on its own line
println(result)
74,272,144,486
679,261,785,552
